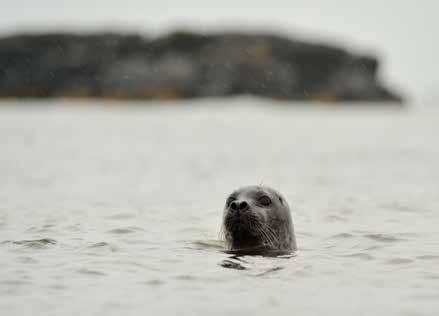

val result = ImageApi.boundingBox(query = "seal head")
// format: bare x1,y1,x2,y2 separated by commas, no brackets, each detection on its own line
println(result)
222,185,296,255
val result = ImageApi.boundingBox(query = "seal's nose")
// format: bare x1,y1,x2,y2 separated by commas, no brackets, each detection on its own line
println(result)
239,201,249,210
230,200,249,211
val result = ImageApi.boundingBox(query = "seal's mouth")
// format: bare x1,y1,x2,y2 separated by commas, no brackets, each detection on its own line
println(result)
224,207,252,234
223,208,265,249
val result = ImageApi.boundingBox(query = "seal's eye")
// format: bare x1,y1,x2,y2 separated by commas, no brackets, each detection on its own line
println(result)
258,195,272,206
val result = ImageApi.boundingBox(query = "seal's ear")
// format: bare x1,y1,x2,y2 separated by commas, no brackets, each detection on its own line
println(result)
278,196,283,204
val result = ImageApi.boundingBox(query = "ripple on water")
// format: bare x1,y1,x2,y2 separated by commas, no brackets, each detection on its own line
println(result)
84,241,118,252
3,238,57,249
255,266,284,276
363,245,386,251
364,234,405,243
16,256,39,264
386,258,414,265
2,279,33,287
220,259,247,270
416,255,439,261
76,268,106,276
381,202,425,213
327,233,356,239
25,224,56,234
189,240,226,251
63,224,82,232
339,252,375,261
106,213,137,220
324,215,348,222
142,279,165,286
174,274,198,281
107,227,145,234
421,272,439,280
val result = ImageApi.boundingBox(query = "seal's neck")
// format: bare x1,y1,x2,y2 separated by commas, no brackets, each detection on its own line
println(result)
229,230,263,250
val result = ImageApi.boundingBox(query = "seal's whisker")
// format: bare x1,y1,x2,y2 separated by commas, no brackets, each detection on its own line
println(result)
262,228,277,248
218,225,226,241
259,228,275,248
257,222,278,247
251,218,277,248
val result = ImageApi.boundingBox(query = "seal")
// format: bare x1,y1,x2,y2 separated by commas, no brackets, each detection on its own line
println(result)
222,185,297,255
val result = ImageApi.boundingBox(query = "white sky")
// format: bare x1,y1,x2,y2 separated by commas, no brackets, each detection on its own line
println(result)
1,0,438,101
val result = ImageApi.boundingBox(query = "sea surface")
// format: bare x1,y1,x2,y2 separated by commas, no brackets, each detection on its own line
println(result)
0,99,438,316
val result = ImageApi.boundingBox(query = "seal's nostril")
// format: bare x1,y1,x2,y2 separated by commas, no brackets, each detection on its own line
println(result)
239,201,249,210
230,201,238,210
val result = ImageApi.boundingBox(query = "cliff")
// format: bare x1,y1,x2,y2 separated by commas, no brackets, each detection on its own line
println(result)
0,31,403,102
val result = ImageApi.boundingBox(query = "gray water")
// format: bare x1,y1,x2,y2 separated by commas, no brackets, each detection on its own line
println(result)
1,99,438,316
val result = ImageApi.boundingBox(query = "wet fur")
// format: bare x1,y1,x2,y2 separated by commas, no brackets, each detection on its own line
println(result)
222,186,296,254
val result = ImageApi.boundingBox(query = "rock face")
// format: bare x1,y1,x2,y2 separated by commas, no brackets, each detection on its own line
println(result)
0,31,403,102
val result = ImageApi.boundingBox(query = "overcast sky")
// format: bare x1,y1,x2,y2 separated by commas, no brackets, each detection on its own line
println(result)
1,0,438,101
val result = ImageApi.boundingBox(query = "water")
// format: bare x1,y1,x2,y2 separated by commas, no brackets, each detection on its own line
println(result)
0,99,438,315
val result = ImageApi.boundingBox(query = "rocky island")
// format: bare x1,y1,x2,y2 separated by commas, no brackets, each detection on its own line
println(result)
0,31,403,102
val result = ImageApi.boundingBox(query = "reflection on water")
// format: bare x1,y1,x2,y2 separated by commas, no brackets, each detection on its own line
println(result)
0,99,438,315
